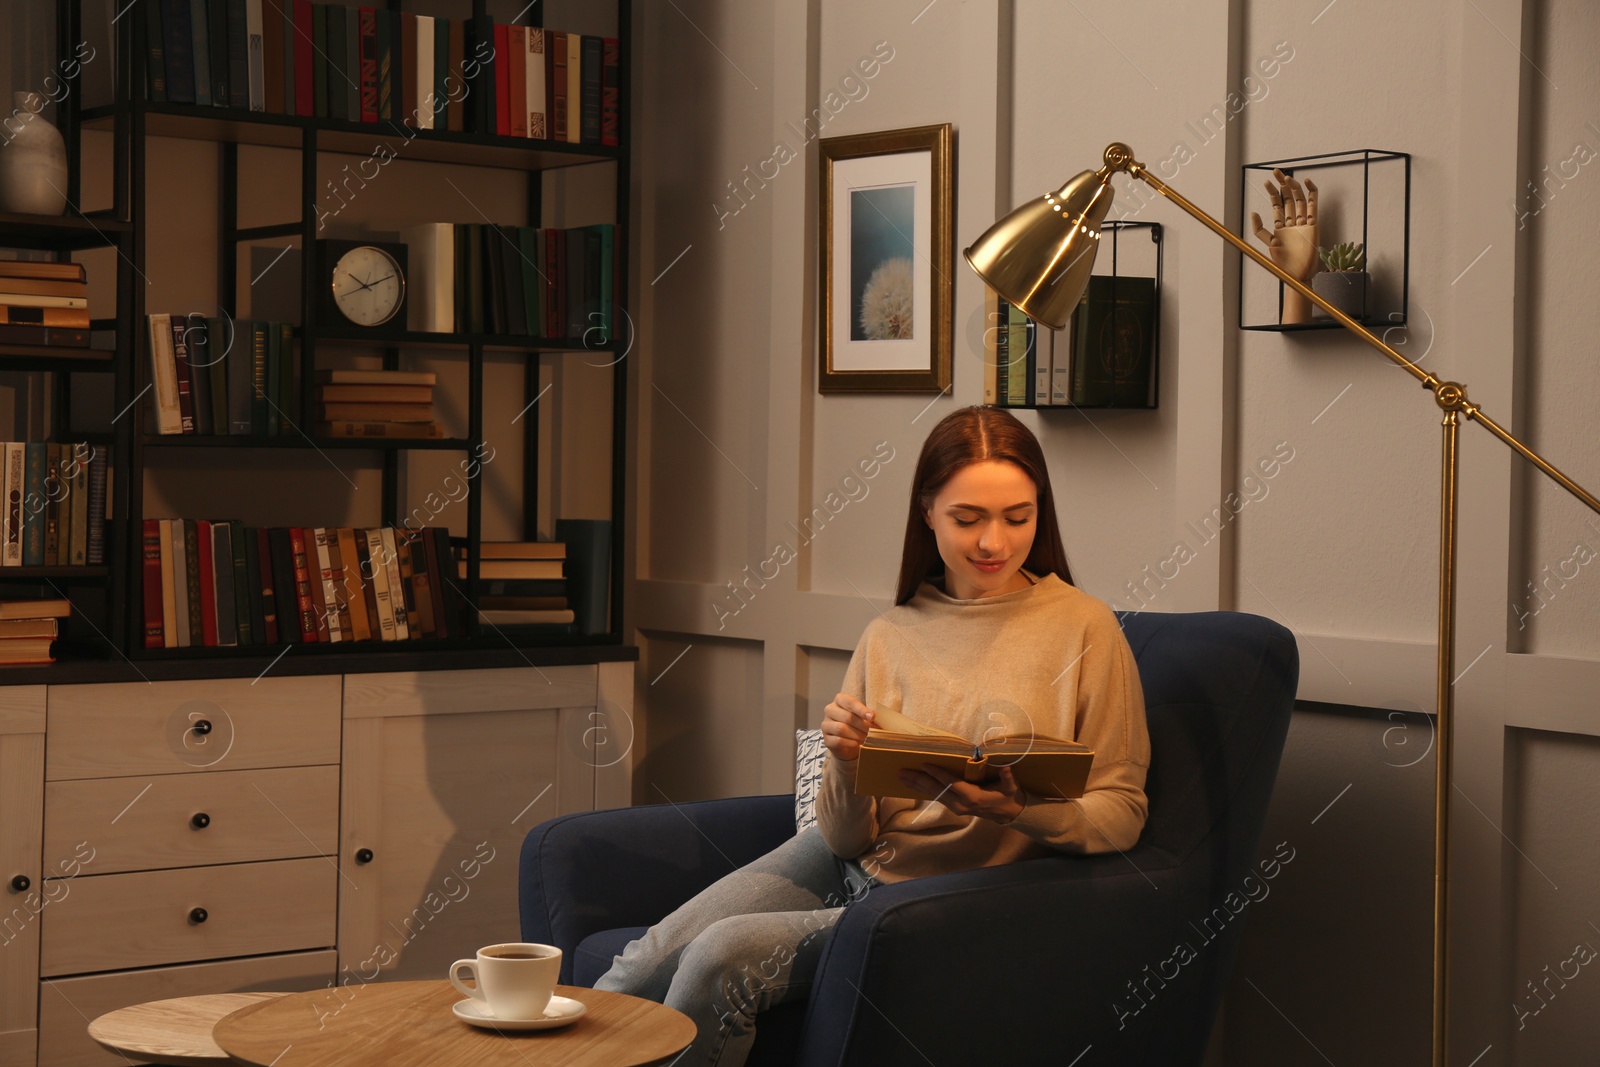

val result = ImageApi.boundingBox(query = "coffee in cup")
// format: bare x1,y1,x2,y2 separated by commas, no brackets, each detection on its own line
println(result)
449,943,562,1020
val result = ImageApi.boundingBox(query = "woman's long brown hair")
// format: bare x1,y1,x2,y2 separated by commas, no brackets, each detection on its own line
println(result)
894,406,1074,605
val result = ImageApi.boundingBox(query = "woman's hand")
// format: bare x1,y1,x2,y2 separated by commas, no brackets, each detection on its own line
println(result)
898,763,1026,824
821,693,875,761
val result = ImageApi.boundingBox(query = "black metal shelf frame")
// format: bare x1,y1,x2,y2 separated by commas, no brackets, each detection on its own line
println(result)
8,0,635,664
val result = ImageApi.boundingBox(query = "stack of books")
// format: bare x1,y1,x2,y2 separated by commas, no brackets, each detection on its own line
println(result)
399,222,615,341
314,370,440,439
140,4,621,146
0,598,71,665
457,540,573,625
0,442,108,567
141,521,461,649
0,261,90,347
147,315,299,436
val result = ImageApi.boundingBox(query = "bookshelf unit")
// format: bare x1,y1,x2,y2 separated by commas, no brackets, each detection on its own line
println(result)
0,5,638,1064
2,0,635,668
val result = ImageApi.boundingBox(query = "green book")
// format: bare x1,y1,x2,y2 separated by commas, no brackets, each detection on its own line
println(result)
206,315,229,434
1006,302,1030,407
519,226,542,336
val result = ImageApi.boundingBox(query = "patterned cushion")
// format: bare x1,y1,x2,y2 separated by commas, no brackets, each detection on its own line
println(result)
794,728,827,832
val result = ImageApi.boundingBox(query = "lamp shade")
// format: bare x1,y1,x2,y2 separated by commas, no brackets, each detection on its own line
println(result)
962,165,1117,329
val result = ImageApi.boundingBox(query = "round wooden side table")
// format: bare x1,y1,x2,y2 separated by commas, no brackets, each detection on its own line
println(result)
213,980,696,1067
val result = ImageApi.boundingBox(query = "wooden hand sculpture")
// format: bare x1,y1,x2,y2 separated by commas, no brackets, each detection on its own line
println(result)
1250,168,1319,325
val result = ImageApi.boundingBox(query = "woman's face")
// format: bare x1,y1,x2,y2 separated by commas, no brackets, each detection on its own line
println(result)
922,460,1038,601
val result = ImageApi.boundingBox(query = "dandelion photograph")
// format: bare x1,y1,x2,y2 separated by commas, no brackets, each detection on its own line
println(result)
849,186,916,341
818,124,952,393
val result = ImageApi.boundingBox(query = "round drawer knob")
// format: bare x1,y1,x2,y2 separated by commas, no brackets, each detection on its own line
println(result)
9,875,29,893
355,848,374,865
189,907,209,924
192,719,213,735
190,812,211,830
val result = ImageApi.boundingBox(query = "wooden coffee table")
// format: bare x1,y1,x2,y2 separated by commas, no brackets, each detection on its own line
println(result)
212,980,696,1066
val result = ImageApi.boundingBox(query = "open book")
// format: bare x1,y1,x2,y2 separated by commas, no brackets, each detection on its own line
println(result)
853,706,1094,802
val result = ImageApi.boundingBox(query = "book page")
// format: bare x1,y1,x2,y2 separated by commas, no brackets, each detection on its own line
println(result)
869,704,965,740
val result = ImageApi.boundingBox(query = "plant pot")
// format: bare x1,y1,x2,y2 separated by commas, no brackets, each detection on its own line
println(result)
0,91,69,216
1311,270,1370,321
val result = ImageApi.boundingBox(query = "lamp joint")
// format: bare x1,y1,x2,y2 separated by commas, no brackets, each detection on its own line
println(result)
1433,381,1470,412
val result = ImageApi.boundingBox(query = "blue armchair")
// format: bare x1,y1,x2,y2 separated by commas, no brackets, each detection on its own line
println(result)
520,610,1298,1065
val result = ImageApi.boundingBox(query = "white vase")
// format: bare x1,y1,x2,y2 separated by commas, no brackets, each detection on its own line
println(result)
0,91,69,216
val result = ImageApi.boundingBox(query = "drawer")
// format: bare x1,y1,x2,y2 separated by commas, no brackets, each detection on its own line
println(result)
40,858,336,977
38,949,336,1067
45,766,338,875
46,676,341,781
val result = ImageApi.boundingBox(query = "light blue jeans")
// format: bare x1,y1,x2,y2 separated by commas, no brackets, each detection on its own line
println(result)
593,825,880,1067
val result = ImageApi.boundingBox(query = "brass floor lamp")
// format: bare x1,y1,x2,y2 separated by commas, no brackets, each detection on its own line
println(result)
964,142,1600,1067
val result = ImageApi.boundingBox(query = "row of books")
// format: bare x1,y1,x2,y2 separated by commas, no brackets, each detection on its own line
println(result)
141,521,465,648
983,276,1157,408
140,2,621,145
0,261,91,346
0,599,72,666
0,443,109,568
147,315,299,436
402,223,616,341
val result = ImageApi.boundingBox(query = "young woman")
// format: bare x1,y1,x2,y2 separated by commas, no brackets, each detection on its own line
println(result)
594,405,1150,1066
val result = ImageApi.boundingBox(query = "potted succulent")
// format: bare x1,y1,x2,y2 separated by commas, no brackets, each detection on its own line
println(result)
1312,241,1369,320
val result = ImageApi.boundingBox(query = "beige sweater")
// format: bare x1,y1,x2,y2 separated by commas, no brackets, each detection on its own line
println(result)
817,570,1150,884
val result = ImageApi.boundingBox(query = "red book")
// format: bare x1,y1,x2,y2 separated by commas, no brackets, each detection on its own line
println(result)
256,525,279,644
549,31,567,142
601,37,620,147
142,518,164,648
293,0,314,116
170,317,196,434
494,22,511,136
196,520,218,647
358,8,379,122
508,25,527,138
289,526,319,640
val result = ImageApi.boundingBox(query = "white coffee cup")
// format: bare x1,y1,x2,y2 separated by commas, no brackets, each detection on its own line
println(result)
449,942,562,1020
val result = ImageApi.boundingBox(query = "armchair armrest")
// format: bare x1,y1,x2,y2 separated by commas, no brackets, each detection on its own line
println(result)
797,847,1230,1066
520,794,797,983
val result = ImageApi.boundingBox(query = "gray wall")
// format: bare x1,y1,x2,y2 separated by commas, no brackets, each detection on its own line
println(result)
624,2,1600,1065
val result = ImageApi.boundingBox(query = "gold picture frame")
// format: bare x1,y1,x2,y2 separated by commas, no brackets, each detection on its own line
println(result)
818,123,954,393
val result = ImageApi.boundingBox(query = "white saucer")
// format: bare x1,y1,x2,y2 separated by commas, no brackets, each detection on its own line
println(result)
452,995,587,1031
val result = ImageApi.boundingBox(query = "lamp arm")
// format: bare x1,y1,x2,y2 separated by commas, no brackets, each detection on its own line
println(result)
1105,145,1600,518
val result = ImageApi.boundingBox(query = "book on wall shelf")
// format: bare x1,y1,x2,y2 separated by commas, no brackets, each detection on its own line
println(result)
982,278,1157,409
852,706,1094,802
136,2,621,145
